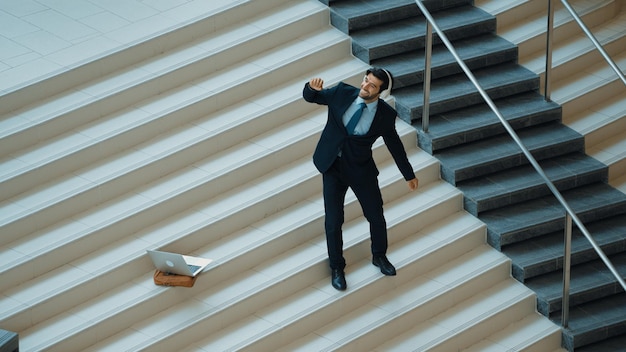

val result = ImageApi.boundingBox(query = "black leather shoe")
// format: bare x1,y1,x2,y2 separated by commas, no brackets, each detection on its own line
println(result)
331,269,346,291
372,255,396,276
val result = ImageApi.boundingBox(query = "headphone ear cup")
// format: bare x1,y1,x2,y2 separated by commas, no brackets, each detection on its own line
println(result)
380,69,392,99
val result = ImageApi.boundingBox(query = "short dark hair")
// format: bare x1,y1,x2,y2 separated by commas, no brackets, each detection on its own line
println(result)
366,67,393,93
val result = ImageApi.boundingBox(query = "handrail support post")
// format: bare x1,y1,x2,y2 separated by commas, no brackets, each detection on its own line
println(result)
545,0,555,101
562,213,572,328
422,20,432,133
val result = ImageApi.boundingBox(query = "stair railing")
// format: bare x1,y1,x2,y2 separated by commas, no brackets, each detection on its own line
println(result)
414,0,626,329
543,0,626,328
544,0,626,101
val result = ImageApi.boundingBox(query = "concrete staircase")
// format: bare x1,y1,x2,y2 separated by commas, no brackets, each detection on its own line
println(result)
477,1,626,350
478,0,626,193
323,0,626,350
0,0,564,351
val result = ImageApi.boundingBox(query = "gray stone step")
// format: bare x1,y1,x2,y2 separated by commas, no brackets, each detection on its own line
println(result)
418,91,561,153
505,218,626,349
394,62,540,123
480,182,626,249
323,0,472,33
350,5,495,62
436,121,585,185
558,291,626,351
458,152,608,215
577,331,626,352
505,215,626,284
525,252,626,317
374,33,518,90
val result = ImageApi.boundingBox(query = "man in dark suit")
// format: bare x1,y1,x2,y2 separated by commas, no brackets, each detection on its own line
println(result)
303,67,419,291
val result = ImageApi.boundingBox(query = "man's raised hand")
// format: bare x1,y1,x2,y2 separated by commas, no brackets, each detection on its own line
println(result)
309,78,324,91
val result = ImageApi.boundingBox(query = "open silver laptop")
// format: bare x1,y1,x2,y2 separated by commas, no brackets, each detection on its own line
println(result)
147,250,213,277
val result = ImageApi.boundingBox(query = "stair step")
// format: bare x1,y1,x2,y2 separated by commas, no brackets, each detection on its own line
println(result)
559,292,626,351
418,91,561,153
0,34,356,234
506,215,626,282
374,33,518,90
494,0,615,55
350,5,495,62
464,314,564,352
577,331,626,352
0,57,369,241
522,10,626,82
588,127,626,181
614,173,626,195
326,0,472,33
0,0,326,158
394,62,539,123
458,152,608,215
480,182,626,249
25,179,461,352
554,50,626,118
194,213,488,352
436,121,584,185
0,118,322,290
0,24,349,202
0,56,355,245
0,144,438,334
0,156,321,333
475,0,547,33
369,278,537,351
0,0,309,114
526,254,626,316
567,92,626,148
0,111,420,291
0,88,315,243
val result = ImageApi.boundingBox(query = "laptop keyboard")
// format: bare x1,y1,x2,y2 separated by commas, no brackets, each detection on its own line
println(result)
188,264,201,273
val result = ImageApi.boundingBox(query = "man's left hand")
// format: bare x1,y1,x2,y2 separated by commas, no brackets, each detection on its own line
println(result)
407,178,418,191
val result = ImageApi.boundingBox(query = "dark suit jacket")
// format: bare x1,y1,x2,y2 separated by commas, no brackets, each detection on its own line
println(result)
303,81,415,181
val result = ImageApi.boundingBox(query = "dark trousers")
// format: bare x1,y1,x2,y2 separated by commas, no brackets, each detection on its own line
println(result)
322,158,387,270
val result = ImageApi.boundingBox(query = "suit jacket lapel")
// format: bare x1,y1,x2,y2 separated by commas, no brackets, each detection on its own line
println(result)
334,88,360,126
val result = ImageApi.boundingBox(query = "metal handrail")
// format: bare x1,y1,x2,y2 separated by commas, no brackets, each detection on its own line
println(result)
545,0,626,328
415,0,626,328
545,0,626,101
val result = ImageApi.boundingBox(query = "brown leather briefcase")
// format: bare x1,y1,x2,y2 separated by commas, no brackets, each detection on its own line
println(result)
153,270,197,287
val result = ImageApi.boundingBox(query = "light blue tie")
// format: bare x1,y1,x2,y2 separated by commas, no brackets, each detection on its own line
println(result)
346,103,366,135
